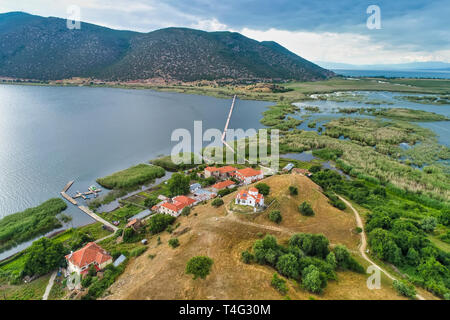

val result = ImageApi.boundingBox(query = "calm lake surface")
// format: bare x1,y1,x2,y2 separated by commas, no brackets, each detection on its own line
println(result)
333,69,450,79
0,85,271,225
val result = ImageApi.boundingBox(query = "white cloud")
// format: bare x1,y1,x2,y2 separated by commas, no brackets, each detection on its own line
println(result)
190,18,228,31
239,28,450,64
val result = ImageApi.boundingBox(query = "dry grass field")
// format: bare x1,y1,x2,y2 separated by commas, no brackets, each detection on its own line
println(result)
103,174,405,300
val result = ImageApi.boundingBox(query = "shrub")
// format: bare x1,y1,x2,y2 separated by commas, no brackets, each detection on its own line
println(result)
288,186,298,196
181,207,191,216
420,216,438,233
268,210,282,224
241,250,254,264
271,273,288,295
148,214,175,234
130,247,147,257
186,256,214,279
169,238,180,248
298,202,315,216
256,183,270,196
81,275,93,288
212,198,224,207
393,280,416,299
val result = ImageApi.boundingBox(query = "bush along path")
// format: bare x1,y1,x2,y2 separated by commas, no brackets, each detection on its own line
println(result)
338,196,426,300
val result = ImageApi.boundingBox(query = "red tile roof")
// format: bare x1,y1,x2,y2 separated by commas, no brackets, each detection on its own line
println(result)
205,166,219,172
161,196,196,212
236,189,264,202
212,180,235,190
65,242,112,269
217,166,237,174
173,195,196,206
236,167,263,178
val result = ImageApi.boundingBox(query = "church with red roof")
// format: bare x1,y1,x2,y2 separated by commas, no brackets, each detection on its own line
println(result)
235,187,264,208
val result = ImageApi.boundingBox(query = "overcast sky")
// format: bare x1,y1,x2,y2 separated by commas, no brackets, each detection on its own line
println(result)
1,0,449,64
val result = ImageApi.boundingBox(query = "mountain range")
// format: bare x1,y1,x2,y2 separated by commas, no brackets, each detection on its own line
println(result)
0,12,333,82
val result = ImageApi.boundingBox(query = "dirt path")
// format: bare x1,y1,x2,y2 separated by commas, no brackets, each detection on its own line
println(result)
338,196,426,300
224,206,294,235
42,271,57,300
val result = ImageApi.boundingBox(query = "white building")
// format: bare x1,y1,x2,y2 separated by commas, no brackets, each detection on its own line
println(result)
235,188,264,207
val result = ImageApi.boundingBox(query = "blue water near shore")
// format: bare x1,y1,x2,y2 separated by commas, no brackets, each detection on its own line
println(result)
0,84,271,259
333,69,450,79
294,91,450,147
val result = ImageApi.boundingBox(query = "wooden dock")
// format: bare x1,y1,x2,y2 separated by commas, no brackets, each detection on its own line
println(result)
60,192,77,205
62,180,74,193
78,206,118,232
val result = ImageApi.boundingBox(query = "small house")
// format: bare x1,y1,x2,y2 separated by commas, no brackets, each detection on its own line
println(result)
65,242,113,276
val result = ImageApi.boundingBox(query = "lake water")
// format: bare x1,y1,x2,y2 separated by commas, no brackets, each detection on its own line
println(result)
333,69,450,79
295,91,450,147
0,85,271,225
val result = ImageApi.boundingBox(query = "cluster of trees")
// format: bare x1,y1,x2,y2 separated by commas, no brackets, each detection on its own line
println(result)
0,198,67,253
167,173,190,197
23,238,66,277
241,234,364,295
311,168,450,298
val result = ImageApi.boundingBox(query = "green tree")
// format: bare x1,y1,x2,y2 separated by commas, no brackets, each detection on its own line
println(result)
167,173,190,196
268,210,282,224
302,265,324,294
256,183,270,196
298,202,315,216
406,247,420,266
276,254,299,279
23,238,65,276
186,256,214,279
289,186,298,196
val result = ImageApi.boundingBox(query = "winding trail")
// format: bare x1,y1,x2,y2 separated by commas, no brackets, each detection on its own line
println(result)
338,196,426,300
